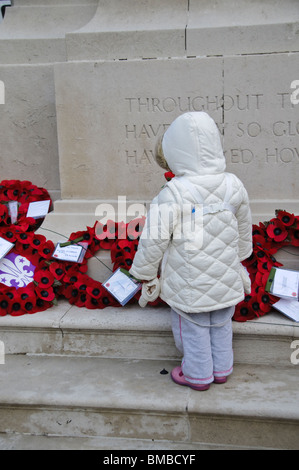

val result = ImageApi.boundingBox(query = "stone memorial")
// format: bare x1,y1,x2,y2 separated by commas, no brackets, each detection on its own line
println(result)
0,0,298,276
1,2,299,449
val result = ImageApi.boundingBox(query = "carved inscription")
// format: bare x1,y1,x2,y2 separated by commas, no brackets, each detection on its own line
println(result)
124,91,298,167
225,91,298,165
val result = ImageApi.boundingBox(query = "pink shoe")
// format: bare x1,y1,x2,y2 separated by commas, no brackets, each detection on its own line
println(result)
214,376,227,384
171,366,210,391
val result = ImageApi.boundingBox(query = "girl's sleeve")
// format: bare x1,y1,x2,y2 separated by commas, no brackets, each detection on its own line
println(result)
129,187,178,281
236,184,253,261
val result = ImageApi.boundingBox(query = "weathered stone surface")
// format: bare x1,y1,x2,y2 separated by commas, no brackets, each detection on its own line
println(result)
187,0,299,56
223,53,299,204
0,64,60,192
0,0,98,198
0,0,98,64
54,57,223,200
66,0,188,61
0,0,298,219
54,52,299,220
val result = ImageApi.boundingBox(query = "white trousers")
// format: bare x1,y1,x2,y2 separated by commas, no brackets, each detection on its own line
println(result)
171,306,234,385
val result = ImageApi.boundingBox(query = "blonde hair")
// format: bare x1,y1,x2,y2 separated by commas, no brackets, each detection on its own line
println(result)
154,135,170,171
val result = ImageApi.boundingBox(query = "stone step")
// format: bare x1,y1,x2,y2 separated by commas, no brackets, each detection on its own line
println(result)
0,354,298,450
1,301,298,367
0,433,261,451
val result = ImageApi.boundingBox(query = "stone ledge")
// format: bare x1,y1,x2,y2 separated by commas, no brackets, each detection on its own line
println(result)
0,355,298,448
0,1,98,64
187,0,299,56
0,301,298,365
66,0,188,61
0,300,297,336
0,433,254,451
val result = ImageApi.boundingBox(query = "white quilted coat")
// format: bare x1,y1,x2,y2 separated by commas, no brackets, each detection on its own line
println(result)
130,112,252,313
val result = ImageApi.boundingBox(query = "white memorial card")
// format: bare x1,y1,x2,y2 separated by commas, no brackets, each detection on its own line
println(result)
52,241,84,263
273,298,299,322
0,237,14,259
103,268,141,306
267,267,299,300
26,200,51,219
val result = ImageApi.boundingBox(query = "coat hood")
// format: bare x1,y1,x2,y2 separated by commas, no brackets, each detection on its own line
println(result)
162,112,226,177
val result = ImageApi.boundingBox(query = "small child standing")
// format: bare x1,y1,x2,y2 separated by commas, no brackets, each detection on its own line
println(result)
129,112,252,391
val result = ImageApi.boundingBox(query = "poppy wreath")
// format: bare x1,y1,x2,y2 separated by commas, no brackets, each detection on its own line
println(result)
164,173,299,322
0,225,61,316
233,209,299,322
59,217,157,309
0,179,52,231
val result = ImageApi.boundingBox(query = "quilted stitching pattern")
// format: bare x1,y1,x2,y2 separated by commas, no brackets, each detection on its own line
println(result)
129,112,252,313
130,174,252,313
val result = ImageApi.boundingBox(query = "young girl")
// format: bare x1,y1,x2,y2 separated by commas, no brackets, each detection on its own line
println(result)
129,112,252,391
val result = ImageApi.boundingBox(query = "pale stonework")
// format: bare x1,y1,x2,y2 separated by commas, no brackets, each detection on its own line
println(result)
54,58,223,201
1,3,299,446
0,0,298,233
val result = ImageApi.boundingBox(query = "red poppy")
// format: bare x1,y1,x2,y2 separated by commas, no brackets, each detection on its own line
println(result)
276,210,296,227
70,226,94,246
289,228,299,247
17,202,29,217
266,219,288,242
257,259,273,274
84,291,117,309
0,290,12,316
115,221,127,241
10,292,25,316
85,294,101,309
233,296,256,322
97,291,118,308
86,280,104,299
127,216,146,240
164,171,175,181
74,273,89,291
252,223,266,237
6,182,22,202
62,268,81,285
0,204,8,223
252,234,268,251
15,217,36,233
255,270,270,288
72,291,88,307
95,220,122,249
37,240,55,259
256,289,277,313
35,286,55,302
34,270,55,288
29,233,47,248
242,253,258,274
254,248,270,265
49,262,65,280
15,230,34,244
87,236,101,255
63,284,80,305
110,241,124,262
247,296,261,317
110,238,137,270
18,285,36,314
0,228,17,243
